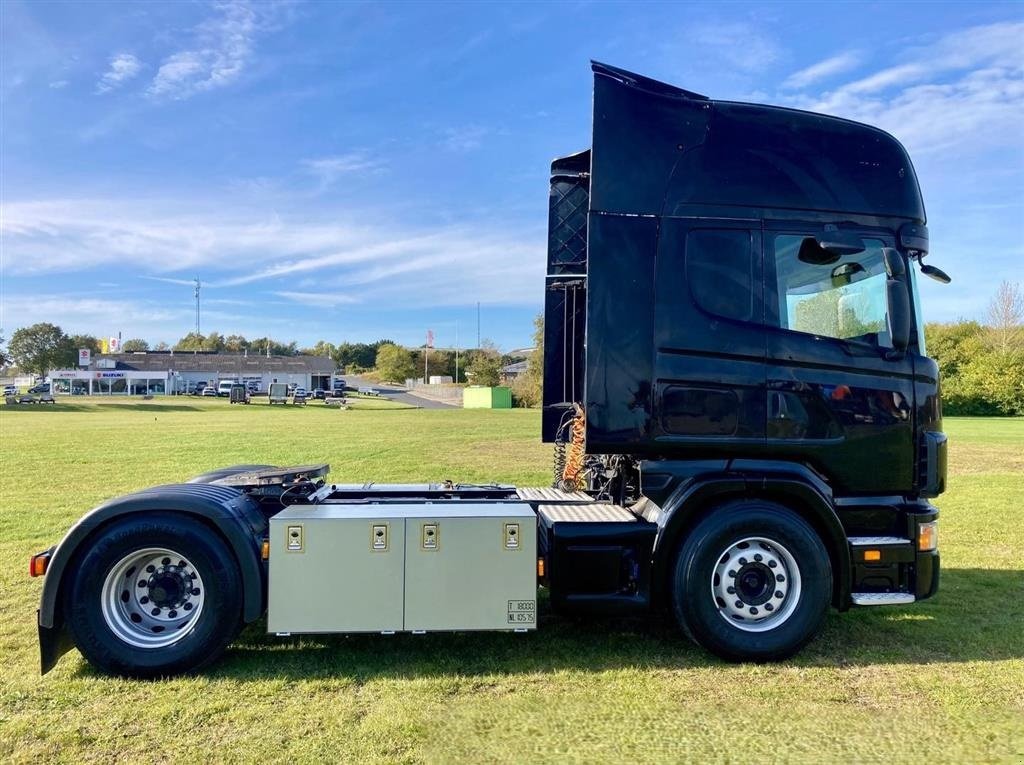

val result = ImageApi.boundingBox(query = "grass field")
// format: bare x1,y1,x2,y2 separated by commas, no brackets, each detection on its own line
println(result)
0,400,1021,763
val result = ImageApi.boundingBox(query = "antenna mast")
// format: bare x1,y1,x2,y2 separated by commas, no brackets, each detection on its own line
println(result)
193,277,202,336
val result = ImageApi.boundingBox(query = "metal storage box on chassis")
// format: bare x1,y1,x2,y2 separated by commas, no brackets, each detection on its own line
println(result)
267,503,537,635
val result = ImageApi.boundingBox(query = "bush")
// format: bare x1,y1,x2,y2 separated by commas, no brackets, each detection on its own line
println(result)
926,320,1024,416
374,344,416,383
510,374,540,408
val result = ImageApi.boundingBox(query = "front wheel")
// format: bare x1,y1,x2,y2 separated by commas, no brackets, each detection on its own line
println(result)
670,500,831,662
63,513,243,678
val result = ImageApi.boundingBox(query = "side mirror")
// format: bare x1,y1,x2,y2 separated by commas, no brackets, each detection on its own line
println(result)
921,264,951,284
882,248,911,357
881,247,905,278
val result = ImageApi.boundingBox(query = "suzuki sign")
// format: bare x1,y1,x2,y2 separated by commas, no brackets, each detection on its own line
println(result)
78,349,91,367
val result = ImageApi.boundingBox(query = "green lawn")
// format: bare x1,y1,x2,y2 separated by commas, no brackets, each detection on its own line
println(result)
0,400,1021,763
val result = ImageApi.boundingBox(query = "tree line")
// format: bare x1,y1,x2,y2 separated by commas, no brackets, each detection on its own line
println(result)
0,325,540,396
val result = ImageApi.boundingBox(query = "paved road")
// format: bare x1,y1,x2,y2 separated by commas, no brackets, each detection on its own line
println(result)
344,376,458,409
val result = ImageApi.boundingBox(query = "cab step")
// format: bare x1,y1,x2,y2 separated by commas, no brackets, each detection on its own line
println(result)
850,592,916,606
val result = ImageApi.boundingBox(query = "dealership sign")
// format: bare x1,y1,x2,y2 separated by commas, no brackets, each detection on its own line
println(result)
94,372,126,379
78,349,91,366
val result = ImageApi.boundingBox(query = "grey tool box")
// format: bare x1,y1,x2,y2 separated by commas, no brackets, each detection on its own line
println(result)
268,502,537,634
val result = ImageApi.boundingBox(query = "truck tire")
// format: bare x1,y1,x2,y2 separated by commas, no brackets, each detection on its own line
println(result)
63,512,243,678
670,499,831,662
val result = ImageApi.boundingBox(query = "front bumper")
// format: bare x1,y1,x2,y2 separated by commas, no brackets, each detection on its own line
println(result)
843,500,940,606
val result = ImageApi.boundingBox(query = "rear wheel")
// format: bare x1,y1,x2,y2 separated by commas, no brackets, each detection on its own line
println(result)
670,499,831,661
64,513,242,678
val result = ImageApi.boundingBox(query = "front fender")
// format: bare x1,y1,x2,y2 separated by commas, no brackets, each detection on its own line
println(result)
645,460,851,609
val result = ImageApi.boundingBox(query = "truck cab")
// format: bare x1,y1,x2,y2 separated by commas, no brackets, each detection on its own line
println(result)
542,61,944,636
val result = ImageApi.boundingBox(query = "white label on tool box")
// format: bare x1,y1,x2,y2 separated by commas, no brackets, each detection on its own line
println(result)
507,600,535,624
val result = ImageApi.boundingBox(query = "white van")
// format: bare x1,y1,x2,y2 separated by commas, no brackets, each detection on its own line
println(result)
217,380,237,397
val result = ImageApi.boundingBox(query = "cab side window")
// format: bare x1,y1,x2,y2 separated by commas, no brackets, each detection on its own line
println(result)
771,235,893,349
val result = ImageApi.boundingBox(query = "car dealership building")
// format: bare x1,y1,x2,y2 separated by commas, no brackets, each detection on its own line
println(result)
48,351,337,395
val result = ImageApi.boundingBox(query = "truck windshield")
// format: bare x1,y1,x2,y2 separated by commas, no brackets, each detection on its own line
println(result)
773,236,892,349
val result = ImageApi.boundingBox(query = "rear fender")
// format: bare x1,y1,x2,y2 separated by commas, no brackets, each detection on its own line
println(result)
38,482,267,673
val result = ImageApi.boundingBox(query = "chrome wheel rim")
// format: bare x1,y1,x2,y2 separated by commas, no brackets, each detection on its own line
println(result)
100,547,205,648
711,536,801,633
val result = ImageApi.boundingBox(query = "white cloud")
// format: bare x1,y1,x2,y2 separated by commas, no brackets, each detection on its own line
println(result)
442,125,488,152
275,292,360,308
683,21,781,73
782,51,861,90
786,21,1024,156
49,79,68,89
839,63,929,95
0,198,545,310
301,153,385,189
140,275,198,286
95,53,142,94
0,291,296,344
148,1,257,99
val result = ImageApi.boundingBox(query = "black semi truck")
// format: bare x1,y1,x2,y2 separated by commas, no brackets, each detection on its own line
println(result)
31,63,948,677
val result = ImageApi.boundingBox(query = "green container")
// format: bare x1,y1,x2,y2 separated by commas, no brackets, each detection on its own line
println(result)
463,386,512,409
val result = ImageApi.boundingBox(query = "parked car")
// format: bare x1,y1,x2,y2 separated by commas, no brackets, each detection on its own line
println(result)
312,388,326,400
201,387,218,398
229,384,251,404
246,381,260,394
192,382,208,395
286,383,297,395
294,387,307,398
28,382,50,394
217,380,237,397
3,385,17,396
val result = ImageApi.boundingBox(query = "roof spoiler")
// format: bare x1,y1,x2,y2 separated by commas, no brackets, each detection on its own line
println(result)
591,61,709,102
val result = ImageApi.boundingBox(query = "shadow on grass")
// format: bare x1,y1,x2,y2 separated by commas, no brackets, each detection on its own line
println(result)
63,568,1023,681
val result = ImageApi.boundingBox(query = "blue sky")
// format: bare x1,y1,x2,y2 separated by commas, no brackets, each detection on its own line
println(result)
2,1,1022,351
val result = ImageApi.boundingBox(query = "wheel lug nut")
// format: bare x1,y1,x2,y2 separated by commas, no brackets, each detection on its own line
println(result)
768,560,777,568
728,570,736,578
145,565,155,573
738,557,748,565
775,590,784,599
183,602,193,611
754,554,763,562
764,603,774,612
727,586,736,594
734,600,744,609
140,596,150,604
776,574,785,582
161,557,171,566
151,608,160,616
168,610,177,618
191,588,200,596
138,580,147,588
749,607,759,615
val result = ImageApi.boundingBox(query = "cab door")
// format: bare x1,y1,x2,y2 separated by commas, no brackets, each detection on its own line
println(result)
651,217,766,451
763,224,916,494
